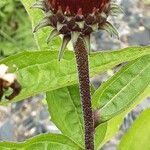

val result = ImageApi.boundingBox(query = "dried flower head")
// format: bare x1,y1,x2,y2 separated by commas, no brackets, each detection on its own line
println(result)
32,0,122,59
0,64,21,100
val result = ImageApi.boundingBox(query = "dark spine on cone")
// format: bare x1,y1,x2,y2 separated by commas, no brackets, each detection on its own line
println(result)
74,37,94,150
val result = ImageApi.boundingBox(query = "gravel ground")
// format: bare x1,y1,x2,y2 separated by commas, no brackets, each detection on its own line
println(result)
0,0,150,149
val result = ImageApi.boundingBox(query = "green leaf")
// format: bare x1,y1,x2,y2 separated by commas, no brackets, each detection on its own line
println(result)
0,50,74,71
0,46,150,104
92,55,150,122
118,108,150,150
46,85,84,148
0,133,82,150
93,51,150,148
21,0,61,50
95,113,124,149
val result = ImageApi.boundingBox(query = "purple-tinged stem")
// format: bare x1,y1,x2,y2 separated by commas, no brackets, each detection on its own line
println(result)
74,36,94,150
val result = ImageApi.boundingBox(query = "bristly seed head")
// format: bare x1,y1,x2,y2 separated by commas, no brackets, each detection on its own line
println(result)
48,0,110,16
32,0,122,59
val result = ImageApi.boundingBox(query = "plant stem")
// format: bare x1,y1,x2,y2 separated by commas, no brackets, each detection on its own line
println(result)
74,36,94,150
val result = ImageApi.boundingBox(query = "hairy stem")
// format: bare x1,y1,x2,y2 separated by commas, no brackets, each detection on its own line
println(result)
74,36,94,150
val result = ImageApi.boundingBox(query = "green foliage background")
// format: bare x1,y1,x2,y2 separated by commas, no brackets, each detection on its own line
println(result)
0,0,37,58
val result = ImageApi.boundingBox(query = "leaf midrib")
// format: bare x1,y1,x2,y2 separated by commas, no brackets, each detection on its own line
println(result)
101,60,150,111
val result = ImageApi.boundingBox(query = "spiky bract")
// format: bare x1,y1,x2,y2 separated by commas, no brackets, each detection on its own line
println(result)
32,0,122,59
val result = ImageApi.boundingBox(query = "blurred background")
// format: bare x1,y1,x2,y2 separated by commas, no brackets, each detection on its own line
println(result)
0,0,150,149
